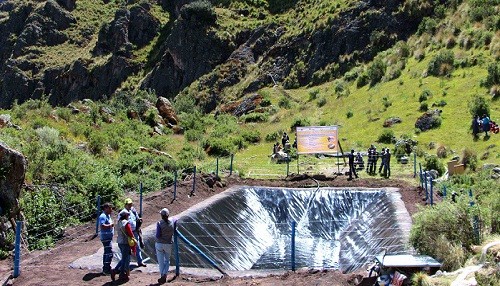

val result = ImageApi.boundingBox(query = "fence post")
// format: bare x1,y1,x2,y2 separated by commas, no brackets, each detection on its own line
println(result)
13,221,22,278
229,154,234,176
419,163,423,188
423,172,428,202
430,179,433,206
216,157,219,178
442,185,447,198
173,171,177,201
139,182,143,217
174,221,180,277
95,195,101,236
413,152,417,178
291,221,296,271
191,166,196,196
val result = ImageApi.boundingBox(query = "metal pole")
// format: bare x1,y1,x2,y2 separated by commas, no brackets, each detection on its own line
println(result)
430,179,433,206
174,221,180,277
413,152,417,178
95,195,101,236
291,221,296,271
191,166,196,196
419,163,423,188
424,172,428,202
216,157,219,178
13,221,22,278
442,185,447,198
469,189,475,207
173,171,177,201
176,229,226,275
139,182,143,217
229,154,234,176
297,154,300,174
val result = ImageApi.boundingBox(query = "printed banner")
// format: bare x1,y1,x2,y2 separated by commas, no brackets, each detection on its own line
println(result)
296,126,338,154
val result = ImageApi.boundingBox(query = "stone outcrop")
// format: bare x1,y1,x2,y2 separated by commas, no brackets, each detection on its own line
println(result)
0,142,27,251
219,93,263,117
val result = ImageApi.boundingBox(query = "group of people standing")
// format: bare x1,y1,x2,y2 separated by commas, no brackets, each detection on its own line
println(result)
347,145,391,180
99,198,175,284
472,114,498,138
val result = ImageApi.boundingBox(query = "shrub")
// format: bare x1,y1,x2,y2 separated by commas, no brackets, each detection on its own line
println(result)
424,155,445,175
427,50,455,76
367,58,386,86
468,96,490,117
436,145,448,158
346,111,353,119
411,272,432,286
417,17,438,35
241,129,261,143
202,137,234,156
290,117,311,130
316,97,327,107
483,63,500,88
265,131,280,142
377,129,394,144
180,0,216,26
432,100,447,107
419,102,428,112
278,96,292,109
419,90,432,102
461,148,478,171
409,201,475,271
185,129,203,142
308,89,319,101
240,113,268,123
356,73,369,88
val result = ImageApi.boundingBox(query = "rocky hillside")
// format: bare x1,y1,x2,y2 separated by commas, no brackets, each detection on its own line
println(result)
0,0,441,110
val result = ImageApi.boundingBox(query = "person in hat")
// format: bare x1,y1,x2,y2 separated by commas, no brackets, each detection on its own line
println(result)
122,198,146,267
155,208,176,284
111,209,135,281
99,202,114,275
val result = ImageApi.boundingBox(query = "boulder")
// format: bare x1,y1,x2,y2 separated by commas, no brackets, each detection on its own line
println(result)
0,114,11,128
0,142,27,223
93,8,133,56
415,109,442,132
156,97,179,125
219,93,263,117
383,117,402,127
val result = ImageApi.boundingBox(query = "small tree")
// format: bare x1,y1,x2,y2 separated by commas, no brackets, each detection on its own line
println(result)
468,96,490,117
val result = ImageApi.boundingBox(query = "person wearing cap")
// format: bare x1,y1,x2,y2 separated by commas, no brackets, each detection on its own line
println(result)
99,202,114,275
122,198,146,267
111,209,135,282
155,208,175,284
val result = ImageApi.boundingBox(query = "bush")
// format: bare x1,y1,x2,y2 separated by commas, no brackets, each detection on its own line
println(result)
367,58,386,86
468,96,490,117
346,111,353,119
356,73,369,88
180,0,216,26
308,89,319,101
461,148,478,171
377,129,394,144
427,50,455,77
419,90,432,102
483,63,500,88
436,145,448,158
419,102,428,112
290,117,311,131
316,97,327,107
241,129,261,143
278,96,292,109
409,201,475,271
424,155,445,175
265,131,280,142
240,113,268,123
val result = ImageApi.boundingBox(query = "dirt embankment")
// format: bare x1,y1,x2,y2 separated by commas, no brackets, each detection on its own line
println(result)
0,175,425,286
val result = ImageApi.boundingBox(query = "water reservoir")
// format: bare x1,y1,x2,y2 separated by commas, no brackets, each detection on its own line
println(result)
141,186,411,273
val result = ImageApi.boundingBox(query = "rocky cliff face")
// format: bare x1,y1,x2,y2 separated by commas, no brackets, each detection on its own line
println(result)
0,0,434,111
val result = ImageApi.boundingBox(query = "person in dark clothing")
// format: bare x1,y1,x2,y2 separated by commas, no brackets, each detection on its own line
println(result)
472,115,480,138
378,148,386,174
348,149,358,180
482,114,490,136
366,145,375,173
282,132,289,147
371,147,379,174
383,149,391,178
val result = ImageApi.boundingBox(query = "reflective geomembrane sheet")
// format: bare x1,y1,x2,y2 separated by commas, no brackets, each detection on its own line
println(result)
141,186,411,273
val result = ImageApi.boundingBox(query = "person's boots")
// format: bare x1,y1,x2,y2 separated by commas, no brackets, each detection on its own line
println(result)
158,275,167,284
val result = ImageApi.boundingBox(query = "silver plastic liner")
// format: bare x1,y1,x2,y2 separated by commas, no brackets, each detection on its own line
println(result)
141,186,411,273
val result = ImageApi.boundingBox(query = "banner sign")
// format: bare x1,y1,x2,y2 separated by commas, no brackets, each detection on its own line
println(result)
296,126,338,154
